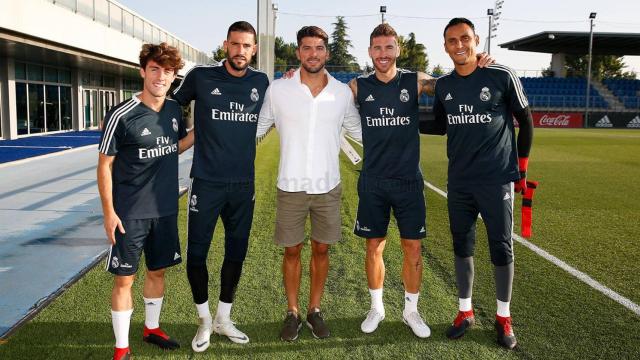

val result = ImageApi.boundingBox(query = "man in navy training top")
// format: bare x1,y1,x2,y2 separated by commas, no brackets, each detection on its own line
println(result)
172,21,269,351
349,23,495,339
427,17,534,349
98,42,193,360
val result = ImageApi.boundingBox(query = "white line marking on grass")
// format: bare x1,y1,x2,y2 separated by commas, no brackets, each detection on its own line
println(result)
345,136,640,316
424,180,640,317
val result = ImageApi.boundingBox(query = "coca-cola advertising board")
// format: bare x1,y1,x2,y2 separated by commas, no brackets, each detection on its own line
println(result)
532,112,583,128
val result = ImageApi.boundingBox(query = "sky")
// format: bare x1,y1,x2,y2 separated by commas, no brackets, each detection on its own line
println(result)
118,0,640,76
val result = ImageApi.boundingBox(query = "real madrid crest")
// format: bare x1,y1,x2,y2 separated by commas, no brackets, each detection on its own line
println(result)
480,87,491,101
190,194,197,207
111,256,119,269
172,118,179,132
250,88,259,102
400,89,410,103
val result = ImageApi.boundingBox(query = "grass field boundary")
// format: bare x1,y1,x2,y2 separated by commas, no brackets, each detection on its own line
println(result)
345,134,640,317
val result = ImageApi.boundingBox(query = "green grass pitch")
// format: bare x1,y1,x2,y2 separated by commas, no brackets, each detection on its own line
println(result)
0,128,639,359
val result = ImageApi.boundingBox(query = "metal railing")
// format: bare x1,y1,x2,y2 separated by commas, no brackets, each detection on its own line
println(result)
49,0,209,65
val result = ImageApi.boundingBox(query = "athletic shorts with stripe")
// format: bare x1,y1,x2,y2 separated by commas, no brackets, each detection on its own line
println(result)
106,215,181,276
186,178,255,266
447,182,514,266
354,175,427,239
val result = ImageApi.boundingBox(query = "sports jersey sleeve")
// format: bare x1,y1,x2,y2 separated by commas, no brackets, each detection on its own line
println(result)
98,109,126,155
172,68,197,105
420,91,447,135
506,70,529,112
178,111,187,139
342,91,362,142
256,85,275,138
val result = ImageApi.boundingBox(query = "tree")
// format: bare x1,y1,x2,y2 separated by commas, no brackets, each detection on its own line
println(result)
564,55,636,79
431,64,446,77
327,16,360,72
397,33,428,72
274,36,298,72
212,46,225,62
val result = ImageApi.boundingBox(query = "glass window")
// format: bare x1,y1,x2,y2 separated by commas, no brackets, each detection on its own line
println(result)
109,3,122,31
15,62,26,80
123,11,134,36
16,83,28,135
77,0,94,19
55,0,76,11
60,86,72,130
90,73,101,87
94,0,109,25
27,64,43,82
45,85,60,132
144,23,152,43
59,69,71,84
28,84,45,134
45,67,58,83
103,75,115,88
81,72,91,86
134,16,143,40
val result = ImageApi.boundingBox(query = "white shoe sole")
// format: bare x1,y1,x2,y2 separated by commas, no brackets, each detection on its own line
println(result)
361,315,385,334
213,326,250,344
402,317,431,338
191,336,210,352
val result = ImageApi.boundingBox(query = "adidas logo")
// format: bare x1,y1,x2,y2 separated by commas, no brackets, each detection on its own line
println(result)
595,115,613,128
211,88,222,95
365,94,375,102
419,226,426,233
174,252,181,260
141,128,151,136
503,192,511,201
627,115,640,128
445,93,453,101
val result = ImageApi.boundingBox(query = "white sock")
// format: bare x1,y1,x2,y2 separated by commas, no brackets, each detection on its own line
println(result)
459,298,472,312
403,291,419,315
497,299,511,317
111,309,133,349
143,297,163,329
216,300,233,322
369,288,384,314
195,301,211,319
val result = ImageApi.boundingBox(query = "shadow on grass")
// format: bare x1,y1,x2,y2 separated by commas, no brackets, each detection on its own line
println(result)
0,316,519,359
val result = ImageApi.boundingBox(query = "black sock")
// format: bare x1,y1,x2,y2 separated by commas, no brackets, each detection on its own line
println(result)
187,264,209,305
220,259,244,303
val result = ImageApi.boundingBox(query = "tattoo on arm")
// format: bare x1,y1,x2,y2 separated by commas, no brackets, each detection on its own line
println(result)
419,78,436,96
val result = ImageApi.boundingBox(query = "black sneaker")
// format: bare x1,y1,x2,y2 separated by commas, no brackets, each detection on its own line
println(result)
143,326,180,350
280,311,303,341
446,310,475,339
306,308,330,339
495,315,517,349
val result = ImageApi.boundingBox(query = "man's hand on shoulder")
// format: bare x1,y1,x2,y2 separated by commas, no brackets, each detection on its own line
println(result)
476,52,496,68
417,72,436,96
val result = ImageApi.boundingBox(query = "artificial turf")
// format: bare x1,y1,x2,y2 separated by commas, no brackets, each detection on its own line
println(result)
0,129,638,359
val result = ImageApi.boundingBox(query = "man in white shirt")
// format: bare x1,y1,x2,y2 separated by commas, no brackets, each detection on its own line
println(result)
257,25,361,341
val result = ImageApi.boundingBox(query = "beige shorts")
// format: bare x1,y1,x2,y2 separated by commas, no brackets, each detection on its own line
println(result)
274,184,342,247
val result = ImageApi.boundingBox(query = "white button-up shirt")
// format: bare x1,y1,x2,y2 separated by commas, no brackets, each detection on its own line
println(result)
257,69,362,194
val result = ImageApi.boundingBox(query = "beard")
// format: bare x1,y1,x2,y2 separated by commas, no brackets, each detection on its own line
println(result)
301,59,325,74
227,54,250,71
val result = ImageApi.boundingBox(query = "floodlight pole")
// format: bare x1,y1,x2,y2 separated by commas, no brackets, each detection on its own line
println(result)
380,6,387,24
487,9,493,54
585,12,596,128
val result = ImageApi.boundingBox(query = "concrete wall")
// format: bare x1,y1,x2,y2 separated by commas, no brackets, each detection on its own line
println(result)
0,0,199,74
